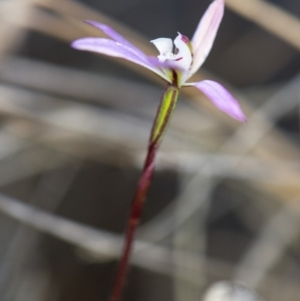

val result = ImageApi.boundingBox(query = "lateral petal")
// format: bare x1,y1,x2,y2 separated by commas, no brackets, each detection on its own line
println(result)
189,80,246,121
150,38,173,59
189,0,224,77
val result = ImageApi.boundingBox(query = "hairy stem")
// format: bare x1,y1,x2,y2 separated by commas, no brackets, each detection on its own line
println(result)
108,85,179,301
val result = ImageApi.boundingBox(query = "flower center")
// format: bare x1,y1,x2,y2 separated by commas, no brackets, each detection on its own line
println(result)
151,33,193,71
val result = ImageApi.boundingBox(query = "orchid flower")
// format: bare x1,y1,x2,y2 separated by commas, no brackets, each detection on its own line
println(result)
72,0,245,122
71,2,245,301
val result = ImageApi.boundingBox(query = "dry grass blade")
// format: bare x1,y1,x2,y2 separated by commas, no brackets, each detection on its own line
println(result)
226,0,300,51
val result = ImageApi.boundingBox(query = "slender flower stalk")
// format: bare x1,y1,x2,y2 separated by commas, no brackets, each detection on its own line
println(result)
71,1,246,300
109,85,178,301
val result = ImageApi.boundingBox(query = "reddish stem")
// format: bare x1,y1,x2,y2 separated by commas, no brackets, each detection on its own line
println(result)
108,143,157,301
108,85,178,301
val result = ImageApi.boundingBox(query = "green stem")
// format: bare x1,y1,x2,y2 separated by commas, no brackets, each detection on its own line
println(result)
108,84,179,301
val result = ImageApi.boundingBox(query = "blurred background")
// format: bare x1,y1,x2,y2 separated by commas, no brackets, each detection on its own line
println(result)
0,0,300,300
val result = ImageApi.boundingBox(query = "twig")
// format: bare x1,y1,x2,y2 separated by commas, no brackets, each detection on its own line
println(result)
234,200,300,288
172,173,213,301
0,191,234,282
226,0,300,51
0,161,81,299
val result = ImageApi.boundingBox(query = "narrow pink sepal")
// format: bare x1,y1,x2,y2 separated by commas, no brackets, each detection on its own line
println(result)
71,38,169,81
189,0,224,77
191,80,246,121
84,20,147,60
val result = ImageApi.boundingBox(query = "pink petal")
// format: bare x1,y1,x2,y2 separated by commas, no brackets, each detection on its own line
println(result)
190,80,246,121
71,38,169,81
189,0,224,77
85,20,147,60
